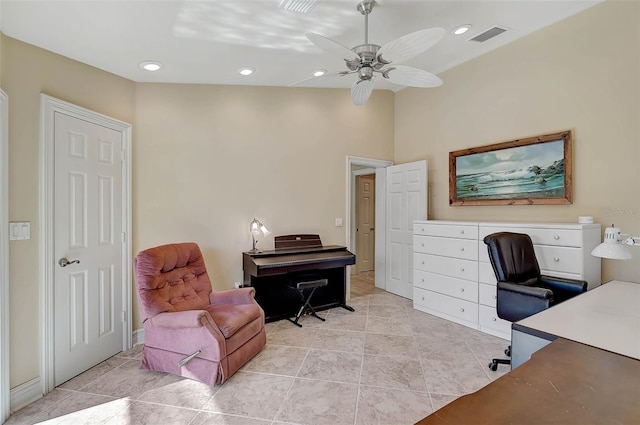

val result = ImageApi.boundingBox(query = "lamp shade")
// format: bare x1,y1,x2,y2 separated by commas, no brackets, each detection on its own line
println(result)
591,226,633,260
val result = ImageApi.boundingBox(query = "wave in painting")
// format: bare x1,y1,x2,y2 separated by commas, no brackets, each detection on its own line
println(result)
456,159,565,200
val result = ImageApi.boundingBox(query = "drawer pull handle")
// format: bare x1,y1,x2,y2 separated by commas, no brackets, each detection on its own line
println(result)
422,261,425,265
460,288,465,292
554,257,560,262
421,278,425,283
554,235,560,240
421,296,425,301
460,308,465,312
492,317,497,322
460,247,465,252
460,268,465,272
460,230,465,234
421,228,425,232
421,243,424,247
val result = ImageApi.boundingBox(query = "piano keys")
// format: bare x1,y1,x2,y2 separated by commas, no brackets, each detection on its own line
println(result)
242,234,356,322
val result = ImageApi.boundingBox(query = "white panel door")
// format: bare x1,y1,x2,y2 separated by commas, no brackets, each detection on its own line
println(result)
356,174,375,272
385,161,427,299
54,112,124,386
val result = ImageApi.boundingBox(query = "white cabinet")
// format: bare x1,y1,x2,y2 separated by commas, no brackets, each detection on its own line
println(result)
413,220,601,341
413,221,480,329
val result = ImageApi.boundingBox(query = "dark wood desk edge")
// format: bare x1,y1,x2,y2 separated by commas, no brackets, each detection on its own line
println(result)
415,338,640,425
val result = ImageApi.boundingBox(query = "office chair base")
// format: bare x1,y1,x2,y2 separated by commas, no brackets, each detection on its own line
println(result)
489,358,510,371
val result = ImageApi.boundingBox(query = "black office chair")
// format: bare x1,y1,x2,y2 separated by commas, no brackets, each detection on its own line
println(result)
483,232,588,371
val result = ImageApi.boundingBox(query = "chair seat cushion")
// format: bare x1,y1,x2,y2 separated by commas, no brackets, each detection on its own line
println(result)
206,304,262,339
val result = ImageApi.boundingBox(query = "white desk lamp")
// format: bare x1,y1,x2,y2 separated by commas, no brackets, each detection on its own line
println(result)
591,225,640,260
249,218,270,253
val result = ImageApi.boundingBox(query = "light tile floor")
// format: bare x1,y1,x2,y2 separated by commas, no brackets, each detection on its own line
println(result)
6,272,509,425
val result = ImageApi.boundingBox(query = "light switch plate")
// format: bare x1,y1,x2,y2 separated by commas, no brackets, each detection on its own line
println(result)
335,218,343,227
9,222,30,240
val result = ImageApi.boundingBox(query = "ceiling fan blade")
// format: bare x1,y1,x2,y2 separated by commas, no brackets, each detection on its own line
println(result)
351,79,374,106
306,32,360,62
288,71,347,87
382,65,442,88
377,28,445,64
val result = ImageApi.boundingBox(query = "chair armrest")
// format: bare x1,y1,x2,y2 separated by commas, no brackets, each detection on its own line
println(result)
210,287,256,305
148,310,216,330
540,275,587,294
497,281,553,300
496,281,553,322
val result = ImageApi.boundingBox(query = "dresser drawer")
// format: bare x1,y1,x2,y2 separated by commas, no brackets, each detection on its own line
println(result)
479,305,511,337
414,253,478,281
414,222,478,240
480,226,582,248
414,287,478,324
478,261,496,284
479,283,497,307
414,235,478,260
534,246,583,275
414,270,478,303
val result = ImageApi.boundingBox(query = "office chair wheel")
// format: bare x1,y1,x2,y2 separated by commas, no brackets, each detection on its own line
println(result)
489,361,498,371
505,347,511,357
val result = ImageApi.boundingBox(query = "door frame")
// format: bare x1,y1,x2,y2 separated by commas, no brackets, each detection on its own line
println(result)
346,156,392,295
0,89,9,423
39,94,132,394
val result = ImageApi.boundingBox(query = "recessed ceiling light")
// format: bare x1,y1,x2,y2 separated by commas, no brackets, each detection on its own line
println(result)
139,61,162,71
452,25,471,35
238,68,255,76
313,69,326,77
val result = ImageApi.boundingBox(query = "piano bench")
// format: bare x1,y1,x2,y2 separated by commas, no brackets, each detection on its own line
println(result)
287,278,328,327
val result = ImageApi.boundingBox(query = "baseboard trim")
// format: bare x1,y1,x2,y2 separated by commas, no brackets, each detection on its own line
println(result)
10,377,42,413
132,328,145,346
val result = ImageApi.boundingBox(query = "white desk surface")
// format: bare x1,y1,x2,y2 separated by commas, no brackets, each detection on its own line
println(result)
516,280,640,360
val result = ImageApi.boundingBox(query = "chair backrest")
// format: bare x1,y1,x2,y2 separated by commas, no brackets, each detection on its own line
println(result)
483,232,541,284
134,242,212,321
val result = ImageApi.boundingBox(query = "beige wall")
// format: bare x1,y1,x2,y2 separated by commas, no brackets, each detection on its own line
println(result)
2,35,135,388
133,84,394,328
2,0,638,392
395,0,640,284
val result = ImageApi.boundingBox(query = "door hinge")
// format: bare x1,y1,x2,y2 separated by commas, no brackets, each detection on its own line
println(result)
121,311,127,322
121,232,126,244
120,150,126,161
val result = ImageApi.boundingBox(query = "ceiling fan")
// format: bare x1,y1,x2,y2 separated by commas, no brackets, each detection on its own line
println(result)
305,0,445,106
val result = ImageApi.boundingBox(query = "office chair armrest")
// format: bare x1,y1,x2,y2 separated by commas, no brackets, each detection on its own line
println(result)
497,281,553,300
539,275,587,294
497,281,553,322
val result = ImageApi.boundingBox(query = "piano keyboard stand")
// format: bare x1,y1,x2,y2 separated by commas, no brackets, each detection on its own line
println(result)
287,278,329,327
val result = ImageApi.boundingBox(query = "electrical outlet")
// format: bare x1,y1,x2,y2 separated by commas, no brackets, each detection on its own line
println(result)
234,281,242,289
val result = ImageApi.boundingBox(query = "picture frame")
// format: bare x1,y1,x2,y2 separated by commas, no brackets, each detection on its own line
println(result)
449,130,573,206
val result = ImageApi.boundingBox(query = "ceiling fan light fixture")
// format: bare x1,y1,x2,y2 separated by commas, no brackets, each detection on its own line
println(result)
140,61,162,72
452,25,471,35
238,67,255,76
279,0,320,14
312,69,326,77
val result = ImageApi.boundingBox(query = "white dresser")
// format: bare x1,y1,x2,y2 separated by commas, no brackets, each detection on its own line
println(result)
413,220,602,340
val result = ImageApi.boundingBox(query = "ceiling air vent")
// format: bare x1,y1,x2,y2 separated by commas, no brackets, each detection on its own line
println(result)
469,26,507,42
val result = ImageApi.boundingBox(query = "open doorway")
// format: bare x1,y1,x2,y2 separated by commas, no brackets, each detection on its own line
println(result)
353,173,375,294
346,156,392,298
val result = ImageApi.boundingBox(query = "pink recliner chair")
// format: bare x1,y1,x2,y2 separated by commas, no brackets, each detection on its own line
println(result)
134,242,266,385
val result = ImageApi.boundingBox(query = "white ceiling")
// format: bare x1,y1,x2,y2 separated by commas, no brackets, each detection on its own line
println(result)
1,0,602,92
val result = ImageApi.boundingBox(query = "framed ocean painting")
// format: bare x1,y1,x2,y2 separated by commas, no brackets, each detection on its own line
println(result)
449,130,573,206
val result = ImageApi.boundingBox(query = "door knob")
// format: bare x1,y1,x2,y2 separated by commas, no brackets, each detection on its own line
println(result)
58,258,80,267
